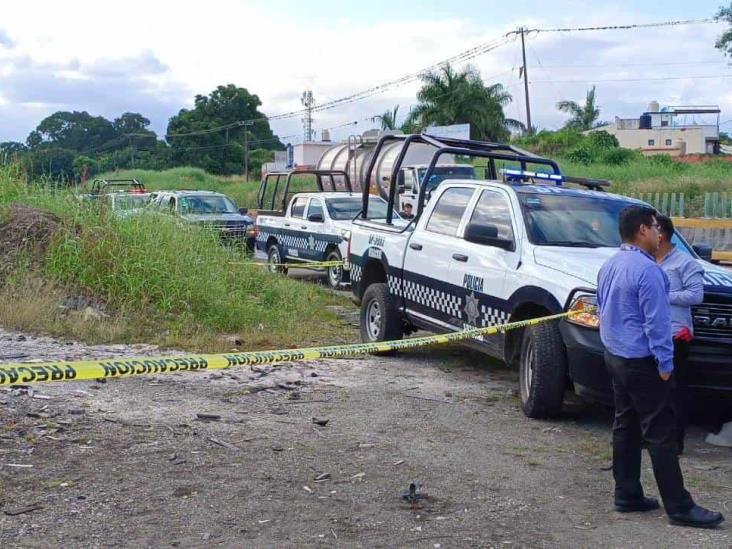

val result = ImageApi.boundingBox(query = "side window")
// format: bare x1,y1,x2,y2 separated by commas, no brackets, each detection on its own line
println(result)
290,197,308,218
403,169,417,193
169,197,177,212
468,190,515,241
425,187,474,236
307,199,323,220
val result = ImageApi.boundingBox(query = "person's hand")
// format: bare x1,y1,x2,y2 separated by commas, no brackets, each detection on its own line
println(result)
659,371,671,381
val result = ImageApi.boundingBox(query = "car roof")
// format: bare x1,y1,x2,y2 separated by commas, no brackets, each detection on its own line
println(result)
156,190,228,197
445,179,644,204
293,192,383,200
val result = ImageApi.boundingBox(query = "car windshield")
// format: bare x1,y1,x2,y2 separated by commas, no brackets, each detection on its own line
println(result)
180,195,238,214
518,192,695,253
110,194,148,210
326,196,390,220
418,166,476,194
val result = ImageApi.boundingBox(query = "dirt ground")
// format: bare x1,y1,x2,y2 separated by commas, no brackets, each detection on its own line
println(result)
0,326,731,549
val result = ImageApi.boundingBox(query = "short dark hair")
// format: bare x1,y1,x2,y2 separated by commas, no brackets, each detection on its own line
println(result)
657,214,675,238
618,205,657,242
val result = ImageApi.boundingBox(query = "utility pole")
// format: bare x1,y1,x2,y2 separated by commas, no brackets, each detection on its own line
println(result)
241,121,254,182
519,27,532,135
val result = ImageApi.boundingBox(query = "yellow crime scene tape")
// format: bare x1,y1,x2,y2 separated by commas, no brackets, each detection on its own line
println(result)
0,311,574,386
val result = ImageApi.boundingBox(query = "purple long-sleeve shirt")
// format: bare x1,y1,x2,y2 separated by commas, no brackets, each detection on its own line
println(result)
597,244,675,374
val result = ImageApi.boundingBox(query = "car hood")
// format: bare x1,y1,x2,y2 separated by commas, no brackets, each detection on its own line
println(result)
533,247,619,286
700,261,732,292
184,213,252,224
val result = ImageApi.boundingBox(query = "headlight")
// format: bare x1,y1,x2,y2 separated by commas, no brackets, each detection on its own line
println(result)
339,229,351,241
567,295,599,329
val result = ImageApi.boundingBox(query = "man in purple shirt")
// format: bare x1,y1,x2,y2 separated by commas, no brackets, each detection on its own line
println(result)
597,205,723,528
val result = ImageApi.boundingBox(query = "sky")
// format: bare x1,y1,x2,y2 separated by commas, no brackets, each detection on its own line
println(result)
0,0,730,146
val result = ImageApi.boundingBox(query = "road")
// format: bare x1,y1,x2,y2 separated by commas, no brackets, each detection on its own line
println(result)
0,328,730,548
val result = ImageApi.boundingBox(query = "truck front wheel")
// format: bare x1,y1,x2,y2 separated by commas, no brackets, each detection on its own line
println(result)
519,321,567,418
360,283,402,353
267,244,287,275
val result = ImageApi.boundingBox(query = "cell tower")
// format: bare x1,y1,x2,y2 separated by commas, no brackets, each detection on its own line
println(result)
301,90,315,142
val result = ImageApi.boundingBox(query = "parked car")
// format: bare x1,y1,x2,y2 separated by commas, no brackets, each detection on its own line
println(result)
147,190,253,245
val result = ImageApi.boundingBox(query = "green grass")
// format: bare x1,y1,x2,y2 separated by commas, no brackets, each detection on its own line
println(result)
0,165,355,351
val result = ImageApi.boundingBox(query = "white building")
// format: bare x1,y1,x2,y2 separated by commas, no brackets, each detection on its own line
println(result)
595,101,721,156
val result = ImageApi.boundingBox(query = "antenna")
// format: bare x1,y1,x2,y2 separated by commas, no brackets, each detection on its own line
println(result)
301,90,315,142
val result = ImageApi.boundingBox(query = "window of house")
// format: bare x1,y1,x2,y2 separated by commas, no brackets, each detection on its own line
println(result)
665,139,673,146
661,121,669,127
648,139,655,146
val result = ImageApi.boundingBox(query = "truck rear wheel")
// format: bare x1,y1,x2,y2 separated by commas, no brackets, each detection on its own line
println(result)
267,244,287,275
325,249,343,289
519,321,567,418
360,283,402,353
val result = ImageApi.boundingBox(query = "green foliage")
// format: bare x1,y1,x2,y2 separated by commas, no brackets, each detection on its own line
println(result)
21,147,77,181
167,84,284,175
73,156,98,179
586,130,618,149
373,105,400,130
715,4,732,56
409,63,523,141
512,128,585,156
0,165,346,348
556,86,602,131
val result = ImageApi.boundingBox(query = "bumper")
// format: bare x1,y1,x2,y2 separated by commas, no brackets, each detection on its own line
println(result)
559,321,732,407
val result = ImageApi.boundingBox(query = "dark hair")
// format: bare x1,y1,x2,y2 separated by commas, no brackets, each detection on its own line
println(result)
657,214,675,238
618,205,657,242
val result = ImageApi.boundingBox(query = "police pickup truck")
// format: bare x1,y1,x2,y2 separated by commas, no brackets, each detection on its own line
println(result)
255,191,398,288
349,134,732,418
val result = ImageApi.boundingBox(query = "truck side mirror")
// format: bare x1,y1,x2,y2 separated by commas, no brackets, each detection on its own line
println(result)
692,243,713,262
308,213,324,223
239,207,248,215
464,223,514,251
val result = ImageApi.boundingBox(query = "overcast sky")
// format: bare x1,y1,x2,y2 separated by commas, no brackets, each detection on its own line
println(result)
1,0,730,145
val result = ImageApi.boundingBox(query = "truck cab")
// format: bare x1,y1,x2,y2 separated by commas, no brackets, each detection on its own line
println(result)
348,134,732,418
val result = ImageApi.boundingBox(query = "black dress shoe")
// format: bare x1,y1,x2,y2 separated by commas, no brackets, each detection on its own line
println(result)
668,505,725,528
615,496,661,513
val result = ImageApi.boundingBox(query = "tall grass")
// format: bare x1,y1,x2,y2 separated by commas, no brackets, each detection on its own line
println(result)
0,165,353,350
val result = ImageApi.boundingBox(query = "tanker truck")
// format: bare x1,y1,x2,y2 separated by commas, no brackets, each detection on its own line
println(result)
316,130,476,213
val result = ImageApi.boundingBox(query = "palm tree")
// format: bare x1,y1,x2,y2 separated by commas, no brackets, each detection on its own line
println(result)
556,86,601,131
408,63,523,141
373,106,400,130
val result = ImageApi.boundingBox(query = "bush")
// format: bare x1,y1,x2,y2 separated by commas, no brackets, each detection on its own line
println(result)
599,147,639,165
586,130,619,149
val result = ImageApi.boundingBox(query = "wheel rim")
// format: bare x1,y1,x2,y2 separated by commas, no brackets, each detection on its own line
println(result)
268,248,280,273
328,258,342,287
520,337,534,402
366,299,382,340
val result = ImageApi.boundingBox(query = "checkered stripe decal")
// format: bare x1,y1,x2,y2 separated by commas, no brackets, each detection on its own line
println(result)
401,279,462,318
387,275,401,295
256,230,329,253
480,305,509,327
350,263,362,283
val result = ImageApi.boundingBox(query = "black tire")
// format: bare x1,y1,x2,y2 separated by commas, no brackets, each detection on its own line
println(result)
519,321,567,418
267,244,287,275
360,283,402,354
325,249,343,289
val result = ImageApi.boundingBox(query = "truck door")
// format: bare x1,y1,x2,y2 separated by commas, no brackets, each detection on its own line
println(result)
447,188,520,355
399,168,418,213
283,196,308,259
300,197,327,261
403,186,476,329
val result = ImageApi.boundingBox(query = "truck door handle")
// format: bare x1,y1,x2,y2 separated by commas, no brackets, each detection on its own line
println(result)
409,243,423,251
452,253,469,262
284,223,290,227
301,226,308,229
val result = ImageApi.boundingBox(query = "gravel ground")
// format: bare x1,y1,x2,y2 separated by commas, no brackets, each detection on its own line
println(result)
0,328,731,548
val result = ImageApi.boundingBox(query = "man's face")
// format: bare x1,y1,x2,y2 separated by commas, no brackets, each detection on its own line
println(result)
639,216,661,254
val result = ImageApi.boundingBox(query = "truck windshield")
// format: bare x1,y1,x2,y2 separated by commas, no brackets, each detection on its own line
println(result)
327,196,390,220
418,166,476,194
110,194,148,210
518,192,694,253
180,195,238,214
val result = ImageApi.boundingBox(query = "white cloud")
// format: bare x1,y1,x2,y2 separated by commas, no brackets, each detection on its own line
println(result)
0,1,730,143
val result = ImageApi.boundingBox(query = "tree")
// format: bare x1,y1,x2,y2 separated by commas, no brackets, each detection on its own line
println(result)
716,3,732,56
31,111,117,152
373,106,400,130
556,86,601,131
167,84,284,175
408,63,523,141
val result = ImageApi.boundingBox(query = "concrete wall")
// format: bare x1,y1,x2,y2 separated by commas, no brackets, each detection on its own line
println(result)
602,126,707,155
294,143,333,167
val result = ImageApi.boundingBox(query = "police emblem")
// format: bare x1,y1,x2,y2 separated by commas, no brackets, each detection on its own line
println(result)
464,292,480,325
308,235,316,250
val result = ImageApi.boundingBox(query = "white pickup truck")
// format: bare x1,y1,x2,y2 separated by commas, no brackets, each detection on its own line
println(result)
348,134,732,418
254,191,397,288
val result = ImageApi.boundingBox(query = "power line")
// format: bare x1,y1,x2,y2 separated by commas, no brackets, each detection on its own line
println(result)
529,18,718,34
531,74,732,84
538,60,730,69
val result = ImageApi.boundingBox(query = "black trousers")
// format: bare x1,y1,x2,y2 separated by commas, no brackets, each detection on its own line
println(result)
605,351,694,515
673,339,690,453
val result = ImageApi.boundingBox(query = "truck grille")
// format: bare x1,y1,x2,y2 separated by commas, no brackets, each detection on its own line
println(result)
693,300,732,340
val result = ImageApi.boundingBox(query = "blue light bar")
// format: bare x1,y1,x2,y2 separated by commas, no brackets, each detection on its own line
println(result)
502,169,564,186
